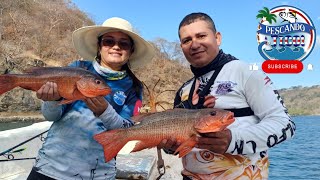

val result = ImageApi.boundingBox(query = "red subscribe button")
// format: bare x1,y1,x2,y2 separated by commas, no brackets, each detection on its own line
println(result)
262,60,303,73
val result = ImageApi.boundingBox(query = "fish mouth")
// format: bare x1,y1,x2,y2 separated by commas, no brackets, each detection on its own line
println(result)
225,112,235,122
79,88,111,97
209,110,235,123
97,87,112,95
194,111,235,133
104,89,112,95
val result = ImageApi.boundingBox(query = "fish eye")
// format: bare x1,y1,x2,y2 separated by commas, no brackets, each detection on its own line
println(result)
201,151,215,161
95,79,101,84
210,111,216,116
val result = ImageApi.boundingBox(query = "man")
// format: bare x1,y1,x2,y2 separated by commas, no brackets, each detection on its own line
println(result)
158,12,295,179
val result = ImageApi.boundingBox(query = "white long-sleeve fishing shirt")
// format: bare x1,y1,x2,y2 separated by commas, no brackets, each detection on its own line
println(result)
174,60,295,179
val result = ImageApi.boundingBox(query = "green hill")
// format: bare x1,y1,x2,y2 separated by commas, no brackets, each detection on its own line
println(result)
279,85,320,115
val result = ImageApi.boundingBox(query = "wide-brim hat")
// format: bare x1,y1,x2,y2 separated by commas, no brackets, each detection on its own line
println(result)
72,17,155,70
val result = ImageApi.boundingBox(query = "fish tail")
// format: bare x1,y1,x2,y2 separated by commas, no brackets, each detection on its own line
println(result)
94,129,128,162
0,75,17,95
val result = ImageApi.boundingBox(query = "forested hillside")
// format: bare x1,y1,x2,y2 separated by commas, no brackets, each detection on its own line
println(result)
0,0,191,114
280,85,320,115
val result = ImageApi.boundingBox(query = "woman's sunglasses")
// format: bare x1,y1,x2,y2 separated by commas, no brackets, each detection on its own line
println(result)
101,38,133,50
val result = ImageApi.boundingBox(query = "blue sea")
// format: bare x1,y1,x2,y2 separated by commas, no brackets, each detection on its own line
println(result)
1,116,319,179
269,116,320,180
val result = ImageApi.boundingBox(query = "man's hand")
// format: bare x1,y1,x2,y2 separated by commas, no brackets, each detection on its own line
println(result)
36,82,61,101
158,137,181,154
192,79,216,108
196,129,232,154
84,96,108,117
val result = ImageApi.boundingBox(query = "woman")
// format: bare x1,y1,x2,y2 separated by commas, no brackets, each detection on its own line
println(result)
27,17,154,180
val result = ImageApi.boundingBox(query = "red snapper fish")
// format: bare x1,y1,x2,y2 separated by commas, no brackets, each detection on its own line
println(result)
0,67,111,104
94,108,235,162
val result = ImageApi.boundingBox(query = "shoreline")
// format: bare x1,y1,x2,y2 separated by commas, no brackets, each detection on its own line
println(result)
0,112,45,123
0,113,319,123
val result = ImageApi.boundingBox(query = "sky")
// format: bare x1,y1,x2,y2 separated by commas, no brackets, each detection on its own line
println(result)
71,0,320,89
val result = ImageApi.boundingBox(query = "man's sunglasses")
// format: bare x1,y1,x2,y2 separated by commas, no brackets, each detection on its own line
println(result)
101,38,133,50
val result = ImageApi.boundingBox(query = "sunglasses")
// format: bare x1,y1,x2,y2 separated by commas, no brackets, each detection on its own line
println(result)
101,38,133,50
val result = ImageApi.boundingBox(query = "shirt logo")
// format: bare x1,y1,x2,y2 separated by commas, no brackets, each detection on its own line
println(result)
264,76,273,85
216,81,237,95
256,6,316,73
113,91,127,106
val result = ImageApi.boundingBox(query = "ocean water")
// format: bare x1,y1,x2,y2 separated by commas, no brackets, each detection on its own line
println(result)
0,121,34,131
1,116,319,179
269,116,320,180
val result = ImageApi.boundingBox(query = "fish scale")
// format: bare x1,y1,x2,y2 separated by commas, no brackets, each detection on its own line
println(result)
0,67,111,104
94,108,235,162
130,116,192,141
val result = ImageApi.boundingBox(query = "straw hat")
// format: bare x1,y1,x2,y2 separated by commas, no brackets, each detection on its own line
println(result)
72,17,155,70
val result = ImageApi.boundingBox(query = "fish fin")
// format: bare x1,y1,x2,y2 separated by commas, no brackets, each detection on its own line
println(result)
131,113,158,123
132,109,190,123
174,135,197,158
23,67,62,74
0,75,17,95
94,129,128,162
58,99,77,105
215,165,246,180
23,67,46,74
23,67,37,73
131,141,159,152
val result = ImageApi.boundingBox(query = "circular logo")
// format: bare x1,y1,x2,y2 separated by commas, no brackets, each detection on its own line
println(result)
113,91,127,106
256,6,316,61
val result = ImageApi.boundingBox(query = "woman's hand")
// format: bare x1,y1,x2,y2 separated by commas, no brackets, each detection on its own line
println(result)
84,96,108,117
36,82,61,101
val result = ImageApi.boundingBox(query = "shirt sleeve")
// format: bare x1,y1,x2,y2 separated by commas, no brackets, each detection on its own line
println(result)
41,101,68,122
68,60,81,67
226,70,296,155
97,103,129,130
98,90,139,130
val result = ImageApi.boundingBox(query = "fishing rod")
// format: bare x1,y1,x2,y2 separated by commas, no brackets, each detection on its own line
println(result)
0,157,36,162
0,130,49,161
